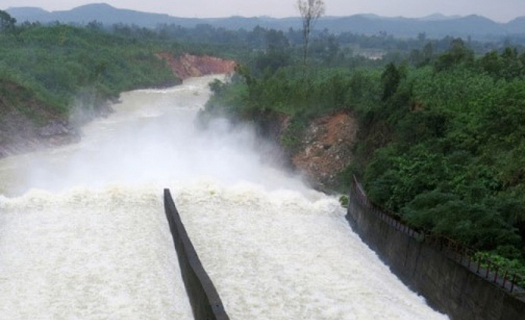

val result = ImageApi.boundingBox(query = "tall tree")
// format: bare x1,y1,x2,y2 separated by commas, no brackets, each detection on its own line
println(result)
297,0,325,66
0,10,16,33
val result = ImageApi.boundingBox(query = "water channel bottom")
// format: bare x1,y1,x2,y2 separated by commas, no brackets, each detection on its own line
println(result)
0,76,448,320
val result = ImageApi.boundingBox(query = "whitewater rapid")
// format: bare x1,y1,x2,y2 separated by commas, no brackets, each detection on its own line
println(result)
0,76,448,319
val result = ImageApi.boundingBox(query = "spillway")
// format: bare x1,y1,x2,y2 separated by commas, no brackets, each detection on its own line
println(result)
0,76,448,319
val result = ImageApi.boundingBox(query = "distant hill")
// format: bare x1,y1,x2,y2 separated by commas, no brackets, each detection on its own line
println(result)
507,17,525,32
7,3,177,27
6,3,525,39
418,13,462,21
6,7,48,17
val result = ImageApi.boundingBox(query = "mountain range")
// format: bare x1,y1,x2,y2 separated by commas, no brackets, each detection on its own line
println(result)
6,3,525,39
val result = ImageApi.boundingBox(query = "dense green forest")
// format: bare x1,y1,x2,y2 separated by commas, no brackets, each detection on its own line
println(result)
360,44,525,278
0,17,181,127
204,34,525,279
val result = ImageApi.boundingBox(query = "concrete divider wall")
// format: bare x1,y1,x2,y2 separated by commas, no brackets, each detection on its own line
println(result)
347,187,525,320
164,189,230,320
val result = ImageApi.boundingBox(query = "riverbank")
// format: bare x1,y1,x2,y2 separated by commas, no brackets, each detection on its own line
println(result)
204,107,360,193
0,53,236,159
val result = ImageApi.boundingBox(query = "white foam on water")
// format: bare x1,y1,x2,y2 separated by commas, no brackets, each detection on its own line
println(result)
172,181,448,320
0,185,192,320
0,75,449,319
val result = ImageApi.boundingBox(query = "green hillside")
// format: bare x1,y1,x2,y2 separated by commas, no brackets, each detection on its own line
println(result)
0,20,178,123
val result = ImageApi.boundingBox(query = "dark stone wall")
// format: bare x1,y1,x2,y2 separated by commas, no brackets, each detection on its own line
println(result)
164,189,230,320
347,190,525,320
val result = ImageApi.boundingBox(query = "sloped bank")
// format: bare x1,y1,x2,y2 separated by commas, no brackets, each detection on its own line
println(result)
0,80,81,158
290,111,357,189
347,181,525,320
0,53,236,159
201,106,360,191
157,53,236,80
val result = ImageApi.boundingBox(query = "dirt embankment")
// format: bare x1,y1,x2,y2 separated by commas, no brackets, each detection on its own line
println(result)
0,81,80,158
263,111,358,190
292,112,358,189
0,112,79,158
157,53,236,79
246,109,358,189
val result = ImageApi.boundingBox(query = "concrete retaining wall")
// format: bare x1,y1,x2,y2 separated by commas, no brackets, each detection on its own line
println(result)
164,189,230,320
347,187,525,320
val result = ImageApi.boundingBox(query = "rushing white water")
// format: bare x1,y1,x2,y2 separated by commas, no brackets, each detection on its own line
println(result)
0,186,191,320
0,75,448,320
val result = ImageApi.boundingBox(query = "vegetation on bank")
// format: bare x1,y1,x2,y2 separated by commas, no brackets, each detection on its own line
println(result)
361,43,525,282
0,21,180,125
204,35,525,277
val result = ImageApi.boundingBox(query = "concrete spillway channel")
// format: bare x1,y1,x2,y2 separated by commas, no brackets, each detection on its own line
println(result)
164,189,230,320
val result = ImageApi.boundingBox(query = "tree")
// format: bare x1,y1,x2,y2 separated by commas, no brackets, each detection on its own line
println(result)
381,63,401,101
0,10,16,33
254,30,292,74
265,29,289,52
86,20,104,31
434,38,474,72
297,0,325,66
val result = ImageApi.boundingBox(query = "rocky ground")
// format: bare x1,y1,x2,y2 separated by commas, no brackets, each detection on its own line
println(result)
0,79,80,158
290,111,358,190
248,109,359,190
0,113,80,158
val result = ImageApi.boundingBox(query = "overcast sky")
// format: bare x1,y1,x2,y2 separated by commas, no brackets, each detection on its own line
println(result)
2,0,524,22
